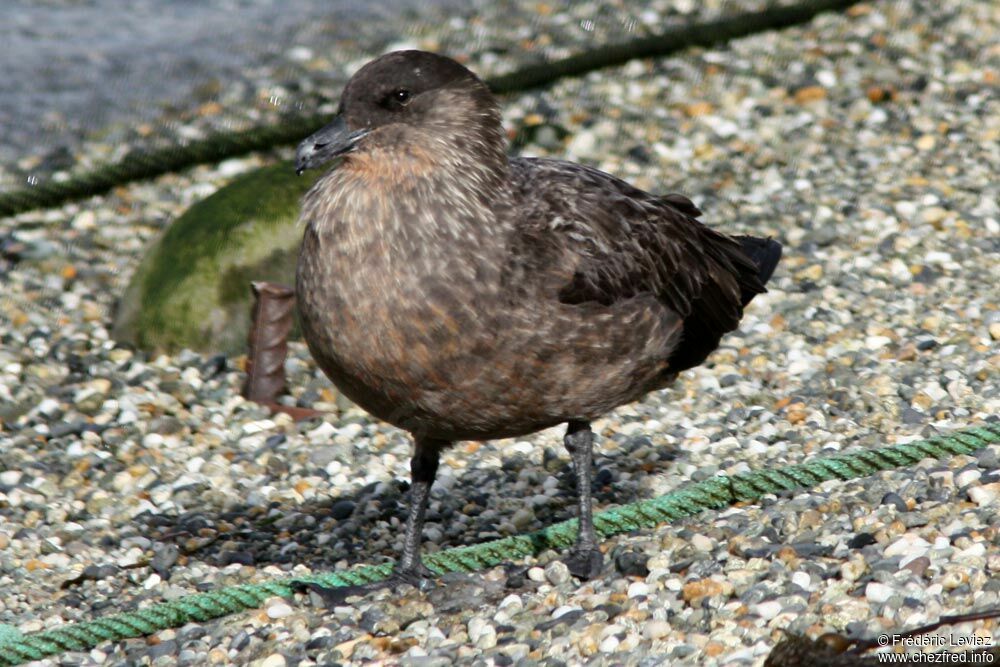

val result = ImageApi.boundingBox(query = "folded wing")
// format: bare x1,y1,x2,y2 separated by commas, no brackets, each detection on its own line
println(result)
506,157,775,373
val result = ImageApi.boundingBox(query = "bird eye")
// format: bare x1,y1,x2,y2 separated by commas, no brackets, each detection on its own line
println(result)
391,89,411,106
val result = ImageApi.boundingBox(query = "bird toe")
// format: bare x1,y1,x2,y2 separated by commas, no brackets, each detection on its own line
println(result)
563,547,605,580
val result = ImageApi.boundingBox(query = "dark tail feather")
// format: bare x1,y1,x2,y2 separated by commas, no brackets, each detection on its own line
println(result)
735,235,782,306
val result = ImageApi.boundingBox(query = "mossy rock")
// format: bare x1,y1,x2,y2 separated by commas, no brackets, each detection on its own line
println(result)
113,161,322,354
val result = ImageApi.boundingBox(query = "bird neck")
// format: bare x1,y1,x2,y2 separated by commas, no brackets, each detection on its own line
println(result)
304,140,512,262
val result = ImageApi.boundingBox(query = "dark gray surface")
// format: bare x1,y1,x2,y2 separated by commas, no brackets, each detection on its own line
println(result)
0,0,451,168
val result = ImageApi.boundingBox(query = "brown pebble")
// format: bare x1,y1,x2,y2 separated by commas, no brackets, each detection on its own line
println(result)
902,556,931,577
794,85,827,104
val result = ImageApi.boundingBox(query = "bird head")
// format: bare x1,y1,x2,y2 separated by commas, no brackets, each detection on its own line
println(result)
295,50,503,174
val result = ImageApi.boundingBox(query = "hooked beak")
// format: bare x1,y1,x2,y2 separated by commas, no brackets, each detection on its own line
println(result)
295,116,369,174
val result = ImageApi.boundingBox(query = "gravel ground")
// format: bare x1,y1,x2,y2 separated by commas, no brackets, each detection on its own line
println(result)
2,1,999,666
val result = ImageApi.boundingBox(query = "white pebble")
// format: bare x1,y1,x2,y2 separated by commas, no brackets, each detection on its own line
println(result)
266,600,293,620
884,534,931,558
286,46,313,62
968,484,999,507
552,605,581,619
627,581,650,598
754,600,783,621
866,582,894,604
956,543,986,559
498,594,522,612
643,620,671,640
544,560,571,585
258,654,286,667
0,471,22,486
894,201,918,218
955,469,981,487
467,616,490,642
816,70,837,87
690,533,714,552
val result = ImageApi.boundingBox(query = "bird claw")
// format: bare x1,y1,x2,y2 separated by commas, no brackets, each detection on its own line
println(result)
563,547,604,580
293,565,438,608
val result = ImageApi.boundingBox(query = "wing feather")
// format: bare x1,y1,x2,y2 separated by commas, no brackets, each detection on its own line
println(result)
505,157,766,371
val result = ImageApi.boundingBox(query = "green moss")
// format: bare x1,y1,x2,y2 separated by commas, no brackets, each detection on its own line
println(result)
113,161,323,354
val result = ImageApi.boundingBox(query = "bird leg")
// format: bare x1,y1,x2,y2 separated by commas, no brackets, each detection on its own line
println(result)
562,420,604,579
396,443,441,580
295,440,443,607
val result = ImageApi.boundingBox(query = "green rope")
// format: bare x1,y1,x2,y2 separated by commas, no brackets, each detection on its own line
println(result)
1,421,996,666
0,0,862,218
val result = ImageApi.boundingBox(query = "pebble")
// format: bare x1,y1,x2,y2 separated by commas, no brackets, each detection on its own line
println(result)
753,601,784,621
884,534,932,559
544,560,571,585
791,571,812,591
865,582,894,604
690,533,714,552
626,581,650,598
968,483,999,508
526,567,546,583
257,654,286,667
643,620,671,640
265,600,293,620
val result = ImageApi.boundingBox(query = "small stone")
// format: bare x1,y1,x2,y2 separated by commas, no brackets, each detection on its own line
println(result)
330,499,355,520
643,620,671,640
955,469,981,487
257,654,286,667
683,101,714,117
498,594,522,612
527,567,546,582
600,635,620,653
682,578,729,602
544,560,571,585
901,556,930,577
754,600,783,621
884,534,931,558
847,533,877,550
956,543,986,559
614,550,649,577
894,201,918,219
468,616,496,648
795,264,823,281
968,483,999,507
690,533,714,552
881,492,908,512
265,600,293,620
840,559,866,583
794,85,827,104
71,210,97,230
920,206,948,225
0,471,22,486
866,582,894,604
989,322,1000,341
915,134,936,151
511,507,535,530
627,581,650,598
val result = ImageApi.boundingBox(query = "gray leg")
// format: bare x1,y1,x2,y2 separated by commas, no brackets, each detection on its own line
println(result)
563,420,604,579
295,438,444,606
396,442,442,578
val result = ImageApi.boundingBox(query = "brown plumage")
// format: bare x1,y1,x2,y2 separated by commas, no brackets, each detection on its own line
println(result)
294,50,781,590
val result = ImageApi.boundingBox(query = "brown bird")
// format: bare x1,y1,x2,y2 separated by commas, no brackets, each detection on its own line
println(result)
294,50,781,591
